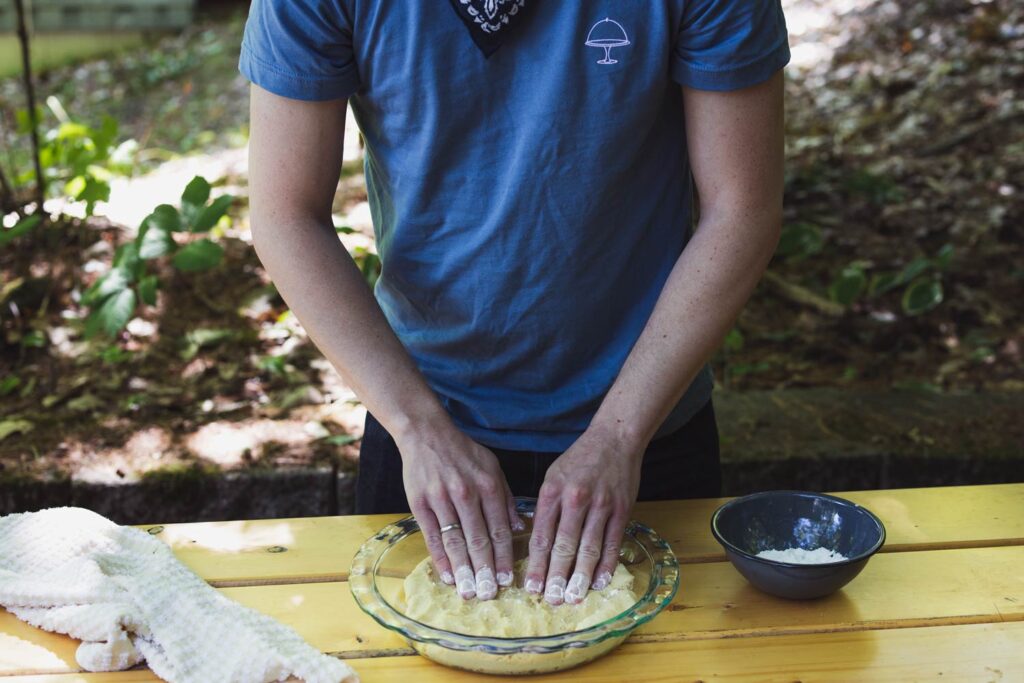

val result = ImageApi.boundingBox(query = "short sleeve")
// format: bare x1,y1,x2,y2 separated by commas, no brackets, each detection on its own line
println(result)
239,0,360,102
671,0,790,91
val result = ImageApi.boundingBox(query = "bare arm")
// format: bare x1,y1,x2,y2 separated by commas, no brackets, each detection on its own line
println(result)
526,73,785,605
248,85,519,600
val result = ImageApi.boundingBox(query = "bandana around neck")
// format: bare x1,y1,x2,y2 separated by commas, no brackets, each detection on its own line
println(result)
448,0,533,57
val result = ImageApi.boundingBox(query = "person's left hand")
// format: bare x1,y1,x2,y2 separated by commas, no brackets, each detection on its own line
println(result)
524,425,644,605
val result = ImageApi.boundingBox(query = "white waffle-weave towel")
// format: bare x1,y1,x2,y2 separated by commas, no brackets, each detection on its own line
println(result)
0,507,358,683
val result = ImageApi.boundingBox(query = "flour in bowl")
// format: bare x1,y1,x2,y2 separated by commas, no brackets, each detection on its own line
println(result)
755,547,848,563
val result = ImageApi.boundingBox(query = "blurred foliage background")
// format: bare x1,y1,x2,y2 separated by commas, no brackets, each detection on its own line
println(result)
0,0,1020,495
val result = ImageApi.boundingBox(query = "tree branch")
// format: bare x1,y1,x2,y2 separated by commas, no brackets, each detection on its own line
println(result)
13,0,45,210
0,162,15,213
762,270,846,318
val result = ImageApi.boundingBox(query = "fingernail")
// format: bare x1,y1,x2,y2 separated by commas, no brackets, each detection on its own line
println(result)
511,516,526,532
565,572,588,604
476,567,497,600
497,570,513,587
455,565,476,599
592,571,612,591
544,576,566,605
440,570,454,585
525,578,544,594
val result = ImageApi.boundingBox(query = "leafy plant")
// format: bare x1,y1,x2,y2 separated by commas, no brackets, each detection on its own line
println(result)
83,175,233,338
843,169,904,205
776,222,823,262
352,246,382,288
0,214,43,247
828,264,868,306
829,245,953,315
17,103,137,217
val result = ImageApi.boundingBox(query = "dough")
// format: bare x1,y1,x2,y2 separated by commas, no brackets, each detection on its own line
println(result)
401,557,638,638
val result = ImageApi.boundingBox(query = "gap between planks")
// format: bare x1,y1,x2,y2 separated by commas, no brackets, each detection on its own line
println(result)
207,535,1024,588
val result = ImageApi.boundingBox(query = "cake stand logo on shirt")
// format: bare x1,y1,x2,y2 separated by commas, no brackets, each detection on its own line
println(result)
585,17,630,65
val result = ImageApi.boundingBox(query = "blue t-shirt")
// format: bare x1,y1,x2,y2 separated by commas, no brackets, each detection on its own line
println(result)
240,1,789,451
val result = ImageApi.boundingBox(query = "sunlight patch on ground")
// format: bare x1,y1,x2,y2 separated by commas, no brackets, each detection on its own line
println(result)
70,427,175,484
186,419,314,466
784,0,879,69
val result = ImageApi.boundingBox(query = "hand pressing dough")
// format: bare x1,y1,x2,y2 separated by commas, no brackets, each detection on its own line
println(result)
401,557,638,637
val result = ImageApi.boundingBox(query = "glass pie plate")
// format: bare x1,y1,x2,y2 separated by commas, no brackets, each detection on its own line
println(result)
349,498,680,675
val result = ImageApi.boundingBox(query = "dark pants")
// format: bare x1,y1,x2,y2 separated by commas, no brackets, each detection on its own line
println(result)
355,400,721,514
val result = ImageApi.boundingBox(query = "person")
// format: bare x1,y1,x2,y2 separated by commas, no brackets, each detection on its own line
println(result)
241,1,789,607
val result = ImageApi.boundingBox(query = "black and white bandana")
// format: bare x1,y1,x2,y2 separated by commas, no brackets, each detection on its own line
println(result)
448,0,533,57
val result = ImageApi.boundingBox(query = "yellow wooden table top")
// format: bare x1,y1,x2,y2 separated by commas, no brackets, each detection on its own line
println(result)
1,484,1022,682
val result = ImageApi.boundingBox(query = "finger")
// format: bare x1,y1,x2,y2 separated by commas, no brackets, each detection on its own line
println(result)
451,488,497,600
592,510,628,591
435,497,475,599
481,489,514,589
525,489,559,595
411,500,453,585
564,507,608,604
544,492,588,605
507,486,526,535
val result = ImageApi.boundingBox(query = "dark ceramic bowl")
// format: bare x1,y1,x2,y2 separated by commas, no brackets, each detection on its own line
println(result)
711,491,886,600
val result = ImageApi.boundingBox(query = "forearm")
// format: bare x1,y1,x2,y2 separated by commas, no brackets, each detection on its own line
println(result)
251,217,449,443
591,211,780,448
591,73,785,450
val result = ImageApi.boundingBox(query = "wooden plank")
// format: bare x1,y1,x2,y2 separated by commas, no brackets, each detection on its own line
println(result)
3,621,1024,682
144,484,1024,585
5,546,1021,675
140,514,404,587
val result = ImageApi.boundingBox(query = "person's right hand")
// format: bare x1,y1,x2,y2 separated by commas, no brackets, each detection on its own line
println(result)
398,424,523,601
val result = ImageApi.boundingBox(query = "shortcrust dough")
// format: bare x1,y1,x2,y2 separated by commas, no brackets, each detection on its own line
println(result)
401,557,638,637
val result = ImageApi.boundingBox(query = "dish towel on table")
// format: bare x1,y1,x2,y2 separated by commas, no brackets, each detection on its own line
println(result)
0,507,358,683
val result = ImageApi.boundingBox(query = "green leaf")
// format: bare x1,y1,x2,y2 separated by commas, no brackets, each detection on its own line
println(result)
0,277,25,305
75,177,111,206
258,355,288,376
828,265,867,306
138,225,174,259
139,275,159,306
20,330,46,348
186,328,235,348
359,251,381,288
723,328,744,353
182,176,211,206
902,278,943,316
868,272,901,297
191,195,233,232
0,419,34,442
0,376,21,397
776,222,823,261
896,258,931,286
65,175,87,198
173,239,224,272
15,107,43,135
181,176,211,225
933,244,954,271
101,346,131,365
85,288,136,338
148,204,183,233
57,121,90,141
0,214,43,247
114,242,142,279
94,115,119,157
322,434,358,446
82,267,132,306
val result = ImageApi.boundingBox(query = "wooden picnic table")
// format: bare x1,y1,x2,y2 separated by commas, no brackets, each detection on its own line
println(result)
1,483,1022,681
